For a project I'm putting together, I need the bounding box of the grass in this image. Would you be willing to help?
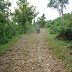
[0,34,25,53]
[46,28,72,71]
[0,28,36,53]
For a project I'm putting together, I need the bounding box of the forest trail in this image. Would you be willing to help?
[0,29,67,72]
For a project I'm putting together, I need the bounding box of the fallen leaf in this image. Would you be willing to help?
[29,59,34,62]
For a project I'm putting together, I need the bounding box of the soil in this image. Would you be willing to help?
[0,29,69,72]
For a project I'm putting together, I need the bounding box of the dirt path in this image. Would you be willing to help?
[0,29,67,72]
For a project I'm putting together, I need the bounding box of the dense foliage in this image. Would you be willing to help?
[37,14,46,28]
[0,0,38,45]
[45,13,72,40]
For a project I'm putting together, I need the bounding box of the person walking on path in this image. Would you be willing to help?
[37,24,40,34]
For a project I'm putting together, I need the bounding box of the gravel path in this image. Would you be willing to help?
[0,29,67,72]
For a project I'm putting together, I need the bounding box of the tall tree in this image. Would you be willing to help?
[12,0,38,34]
[0,0,12,44]
[47,0,69,27]
[62,0,64,26]
[37,14,46,27]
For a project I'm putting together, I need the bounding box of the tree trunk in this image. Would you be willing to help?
[24,26,26,34]
[62,0,64,27]
[59,11,61,17]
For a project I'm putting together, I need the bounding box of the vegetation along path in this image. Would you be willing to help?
[0,29,68,72]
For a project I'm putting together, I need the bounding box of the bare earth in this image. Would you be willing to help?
[0,29,68,72]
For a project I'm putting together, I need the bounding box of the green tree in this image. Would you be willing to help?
[12,0,38,34]
[47,0,69,27]
[37,14,46,27]
[0,0,38,44]
[0,0,12,44]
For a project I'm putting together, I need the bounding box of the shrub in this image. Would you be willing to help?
[48,13,72,40]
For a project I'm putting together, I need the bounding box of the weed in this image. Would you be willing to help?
[0,34,25,53]
[46,28,72,70]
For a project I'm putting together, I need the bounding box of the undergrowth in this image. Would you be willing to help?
[0,34,25,53]
[46,29,72,71]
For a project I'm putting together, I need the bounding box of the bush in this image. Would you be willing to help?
[48,13,72,40]
[59,27,72,40]
[44,23,51,28]
[0,36,9,44]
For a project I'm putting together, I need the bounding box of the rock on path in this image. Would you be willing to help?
[0,29,67,72]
